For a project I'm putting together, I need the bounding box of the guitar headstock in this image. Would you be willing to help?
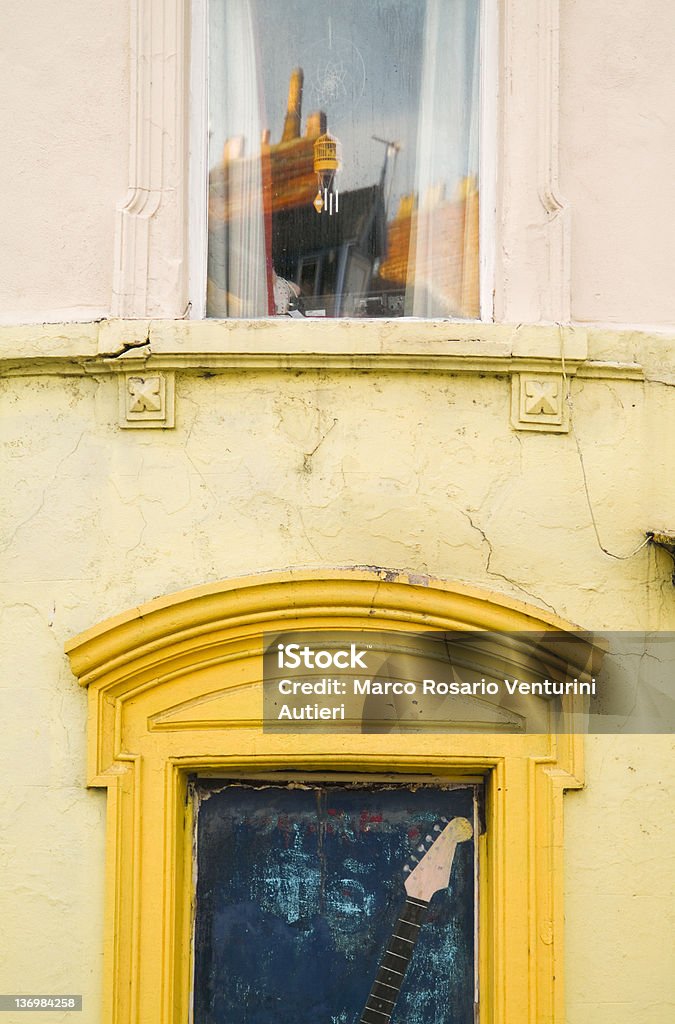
[403,816,473,902]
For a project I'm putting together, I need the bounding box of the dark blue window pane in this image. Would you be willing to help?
[193,783,476,1024]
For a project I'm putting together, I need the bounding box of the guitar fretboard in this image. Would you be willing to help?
[358,896,429,1024]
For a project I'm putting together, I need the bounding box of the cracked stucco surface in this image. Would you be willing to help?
[1,355,674,1021]
[2,367,672,631]
[1,0,674,1012]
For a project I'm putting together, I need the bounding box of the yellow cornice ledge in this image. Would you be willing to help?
[0,318,655,382]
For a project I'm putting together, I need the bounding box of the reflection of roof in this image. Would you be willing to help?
[210,65,479,318]
[211,68,329,220]
[273,186,386,262]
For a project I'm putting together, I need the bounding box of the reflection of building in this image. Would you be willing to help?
[209,69,478,317]
[273,186,386,316]
[211,68,391,315]
[379,180,479,319]
[209,67,388,316]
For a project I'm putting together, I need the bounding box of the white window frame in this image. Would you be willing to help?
[112,0,569,325]
[187,0,498,322]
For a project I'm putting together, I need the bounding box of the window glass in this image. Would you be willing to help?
[193,782,476,1024]
[207,0,480,318]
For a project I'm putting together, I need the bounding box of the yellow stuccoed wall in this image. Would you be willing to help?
[2,1,675,1019]
[1,320,674,1022]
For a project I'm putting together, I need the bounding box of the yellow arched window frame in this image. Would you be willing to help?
[65,569,585,1024]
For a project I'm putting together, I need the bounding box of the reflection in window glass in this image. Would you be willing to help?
[207,0,480,319]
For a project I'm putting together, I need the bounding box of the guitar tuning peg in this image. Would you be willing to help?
[409,855,418,863]
[425,834,433,842]
[441,817,448,823]
[403,864,411,873]
[417,844,425,852]
[433,824,442,832]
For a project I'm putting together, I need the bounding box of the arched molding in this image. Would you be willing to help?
[66,569,585,1024]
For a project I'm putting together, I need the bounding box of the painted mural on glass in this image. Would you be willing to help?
[193,783,476,1024]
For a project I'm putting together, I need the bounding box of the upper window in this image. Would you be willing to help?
[203,0,481,319]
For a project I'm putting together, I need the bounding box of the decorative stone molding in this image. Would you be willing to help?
[65,570,585,1024]
[1,321,649,437]
[536,0,571,322]
[511,372,569,432]
[497,0,571,322]
[0,321,648,441]
[119,371,175,428]
[111,0,188,317]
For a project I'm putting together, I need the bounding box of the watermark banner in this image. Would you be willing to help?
[262,630,675,733]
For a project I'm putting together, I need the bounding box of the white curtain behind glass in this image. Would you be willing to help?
[207,0,269,317]
[206,0,480,319]
[405,0,480,318]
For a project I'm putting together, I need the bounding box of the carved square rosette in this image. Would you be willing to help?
[511,372,569,433]
[119,371,175,429]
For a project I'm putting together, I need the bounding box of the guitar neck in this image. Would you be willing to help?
[358,896,429,1024]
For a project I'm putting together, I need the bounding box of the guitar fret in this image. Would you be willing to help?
[359,894,430,1024]
[360,1009,391,1024]
[386,936,416,958]
[373,981,399,994]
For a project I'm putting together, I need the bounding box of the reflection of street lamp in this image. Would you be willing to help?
[313,132,341,214]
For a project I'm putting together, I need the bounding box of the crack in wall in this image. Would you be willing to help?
[559,324,651,565]
[461,511,559,616]
[99,336,151,360]
[302,418,338,473]
[570,421,649,562]
[0,429,87,554]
